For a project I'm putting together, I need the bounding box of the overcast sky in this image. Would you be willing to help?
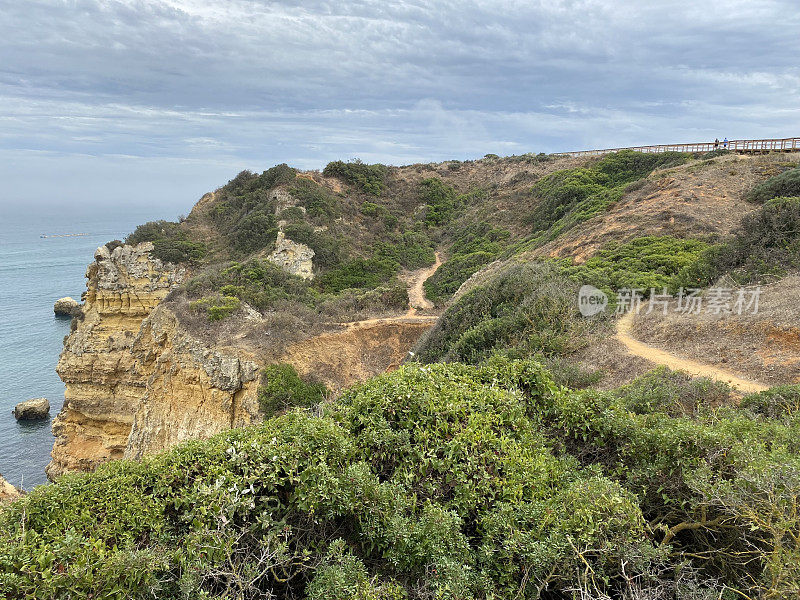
[1,0,798,212]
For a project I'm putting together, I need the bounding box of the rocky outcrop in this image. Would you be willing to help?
[14,397,50,420]
[124,304,262,459]
[48,243,187,479]
[268,231,315,280]
[54,297,81,317]
[0,474,22,504]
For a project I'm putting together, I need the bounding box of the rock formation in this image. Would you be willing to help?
[48,243,187,479]
[0,474,22,504]
[123,304,262,460]
[13,397,50,420]
[267,231,315,280]
[54,297,81,317]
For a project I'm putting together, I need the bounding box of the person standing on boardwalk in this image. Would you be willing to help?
[723,137,728,148]
[714,138,720,149]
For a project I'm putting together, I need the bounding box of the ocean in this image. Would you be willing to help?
[0,204,188,490]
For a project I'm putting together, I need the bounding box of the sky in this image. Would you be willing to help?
[1,0,798,213]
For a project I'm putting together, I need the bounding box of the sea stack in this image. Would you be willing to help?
[13,397,50,420]
[54,297,81,318]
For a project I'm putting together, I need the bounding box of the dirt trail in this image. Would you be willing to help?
[337,252,443,331]
[616,311,769,394]
[407,252,442,316]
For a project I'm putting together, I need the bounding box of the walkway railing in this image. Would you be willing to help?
[562,137,800,157]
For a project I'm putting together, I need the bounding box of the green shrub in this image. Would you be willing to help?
[189,294,241,321]
[278,206,307,222]
[564,235,710,295]
[676,196,800,286]
[373,231,435,270]
[258,364,327,417]
[318,257,399,293]
[415,262,606,363]
[747,165,800,203]
[2,359,798,598]
[420,177,457,226]
[229,210,278,255]
[741,385,800,421]
[187,259,316,312]
[283,223,347,269]
[289,179,341,221]
[615,366,732,416]
[323,160,388,196]
[422,251,494,304]
[126,220,207,264]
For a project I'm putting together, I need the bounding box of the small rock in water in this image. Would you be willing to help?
[54,297,81,317]
[14,397,50,420]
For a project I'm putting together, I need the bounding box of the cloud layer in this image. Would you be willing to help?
[1,0,798,209]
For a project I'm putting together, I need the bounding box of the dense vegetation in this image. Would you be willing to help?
[258,364,327,418]
[416,262,606,363]
[322,160,388,196]
[2,359,798,598]
[563,235,710,295]
[126,220,206,264]
[747,164,800,203]
[523,150,689,248]
[676,196,800,286]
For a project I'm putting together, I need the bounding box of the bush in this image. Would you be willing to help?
[318,257,399,293]
[323,160,388,196]
[676,196,800,286]
[564,235,710,295]
[741,385,800,421]
[126,220,206,264]
[419,178,457,226]
[615,366,732,416]
[747,165,800,203]
[189,294,241,321]
[229,210,278,255]
[422,251,494,304]
[3,359,797,598]
[289,179,341,221]
[373,231,435,270]
[415,262,606,363]
[187,259,316,312]
[283,223,347,269]
[258,364,327,417]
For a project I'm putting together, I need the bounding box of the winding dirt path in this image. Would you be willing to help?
[616,311,769,394]
[337,252,443,330]
[406,252,442,316]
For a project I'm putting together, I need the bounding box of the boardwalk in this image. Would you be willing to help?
[563,136,800,157]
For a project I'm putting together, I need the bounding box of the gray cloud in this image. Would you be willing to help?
[0,0,798,209]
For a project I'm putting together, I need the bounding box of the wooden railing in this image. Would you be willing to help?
[562,137,800,157]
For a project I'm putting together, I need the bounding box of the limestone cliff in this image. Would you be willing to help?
[48,243,187,479]
[124,304,262,459]
[51,242,432,480]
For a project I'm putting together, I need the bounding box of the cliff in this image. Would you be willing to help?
[50,242,433,479]
[48,243,187,479]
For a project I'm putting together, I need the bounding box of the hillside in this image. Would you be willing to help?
[4,148,800,599]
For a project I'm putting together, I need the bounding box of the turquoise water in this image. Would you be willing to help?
[0,205,186,490]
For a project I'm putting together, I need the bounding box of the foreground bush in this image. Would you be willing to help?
[747,165,800,203]
[1,359,798,598]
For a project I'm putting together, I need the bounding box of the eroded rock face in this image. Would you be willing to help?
[124,304,262,460]
[48,243,187,479]
[268,231,315,280]
[0,474,22,503]
[14,397,50,420]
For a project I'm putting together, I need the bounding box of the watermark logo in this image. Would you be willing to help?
[578,285,608,316]
[577,286,761,316]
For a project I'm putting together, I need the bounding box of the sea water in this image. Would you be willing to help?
[0,204,187,489]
